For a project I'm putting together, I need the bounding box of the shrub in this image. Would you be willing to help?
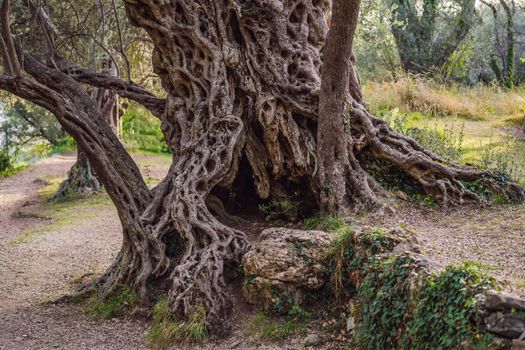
[352,257,496,350]
[354,254,416,349]
[0,149,13,175]
[122,104,169,154]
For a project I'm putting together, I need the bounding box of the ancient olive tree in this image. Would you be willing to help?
[0,0,523,337]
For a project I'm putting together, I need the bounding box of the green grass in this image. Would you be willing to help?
[10,176,112,244]
[245,313,305,343]
[376,108,525,183]
[84,287,139,320]
[364,77,525,183]
[0,162,29,177]
[147,297,208,349]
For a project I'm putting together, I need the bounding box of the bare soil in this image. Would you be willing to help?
[1,154,524,349]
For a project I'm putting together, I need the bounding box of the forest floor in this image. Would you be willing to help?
[0,152,524,349]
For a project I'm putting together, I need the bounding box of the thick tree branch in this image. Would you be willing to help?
[54,56,165,118]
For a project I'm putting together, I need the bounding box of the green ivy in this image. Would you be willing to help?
[402,263,495,349]
[354,254,416,349]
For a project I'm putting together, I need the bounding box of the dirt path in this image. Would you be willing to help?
[0,156,152,349]
[0,155,75,242]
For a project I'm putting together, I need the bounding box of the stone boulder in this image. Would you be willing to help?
[485,292,525,312]
[482,291,525,344]
[485,312,525,339]
[242,227,335,313]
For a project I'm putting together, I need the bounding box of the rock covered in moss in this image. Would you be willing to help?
[241,227,335,313]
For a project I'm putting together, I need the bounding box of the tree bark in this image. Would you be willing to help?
[53,58,121,200]
[318,0,380,214]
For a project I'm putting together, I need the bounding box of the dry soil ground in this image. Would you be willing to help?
[0,154,524,350]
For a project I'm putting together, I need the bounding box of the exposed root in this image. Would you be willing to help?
[168,212,248,335]
[351,103,525,206]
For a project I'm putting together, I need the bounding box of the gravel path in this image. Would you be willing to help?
[0,156,151,350]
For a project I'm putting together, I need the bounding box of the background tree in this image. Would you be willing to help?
[481,0,521,87]
[354,0,400,81]
[389,0,478,74]
[0,99,66,149]
[0,0,523,337]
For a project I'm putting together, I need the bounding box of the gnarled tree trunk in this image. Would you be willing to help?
[119,0,523,335]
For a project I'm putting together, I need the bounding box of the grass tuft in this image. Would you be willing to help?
[246,313,304,343]
[84,287,139,320]
[147,297,207,349]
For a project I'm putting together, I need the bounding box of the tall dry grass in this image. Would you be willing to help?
[363,76,525,119]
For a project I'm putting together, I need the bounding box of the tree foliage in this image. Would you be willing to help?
[389,0,478,74]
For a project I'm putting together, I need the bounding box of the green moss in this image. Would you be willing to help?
[147,297,207,349]
[84,287,139,320]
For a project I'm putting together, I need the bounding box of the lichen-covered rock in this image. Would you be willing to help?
[242,227,335,313]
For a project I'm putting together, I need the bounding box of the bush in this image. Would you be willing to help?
[402,263,495,349]
[354,254,415,349]
[0,149,13,175]
[52,136,76,154]
[0,149,27,177]
[352,256,496,350]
